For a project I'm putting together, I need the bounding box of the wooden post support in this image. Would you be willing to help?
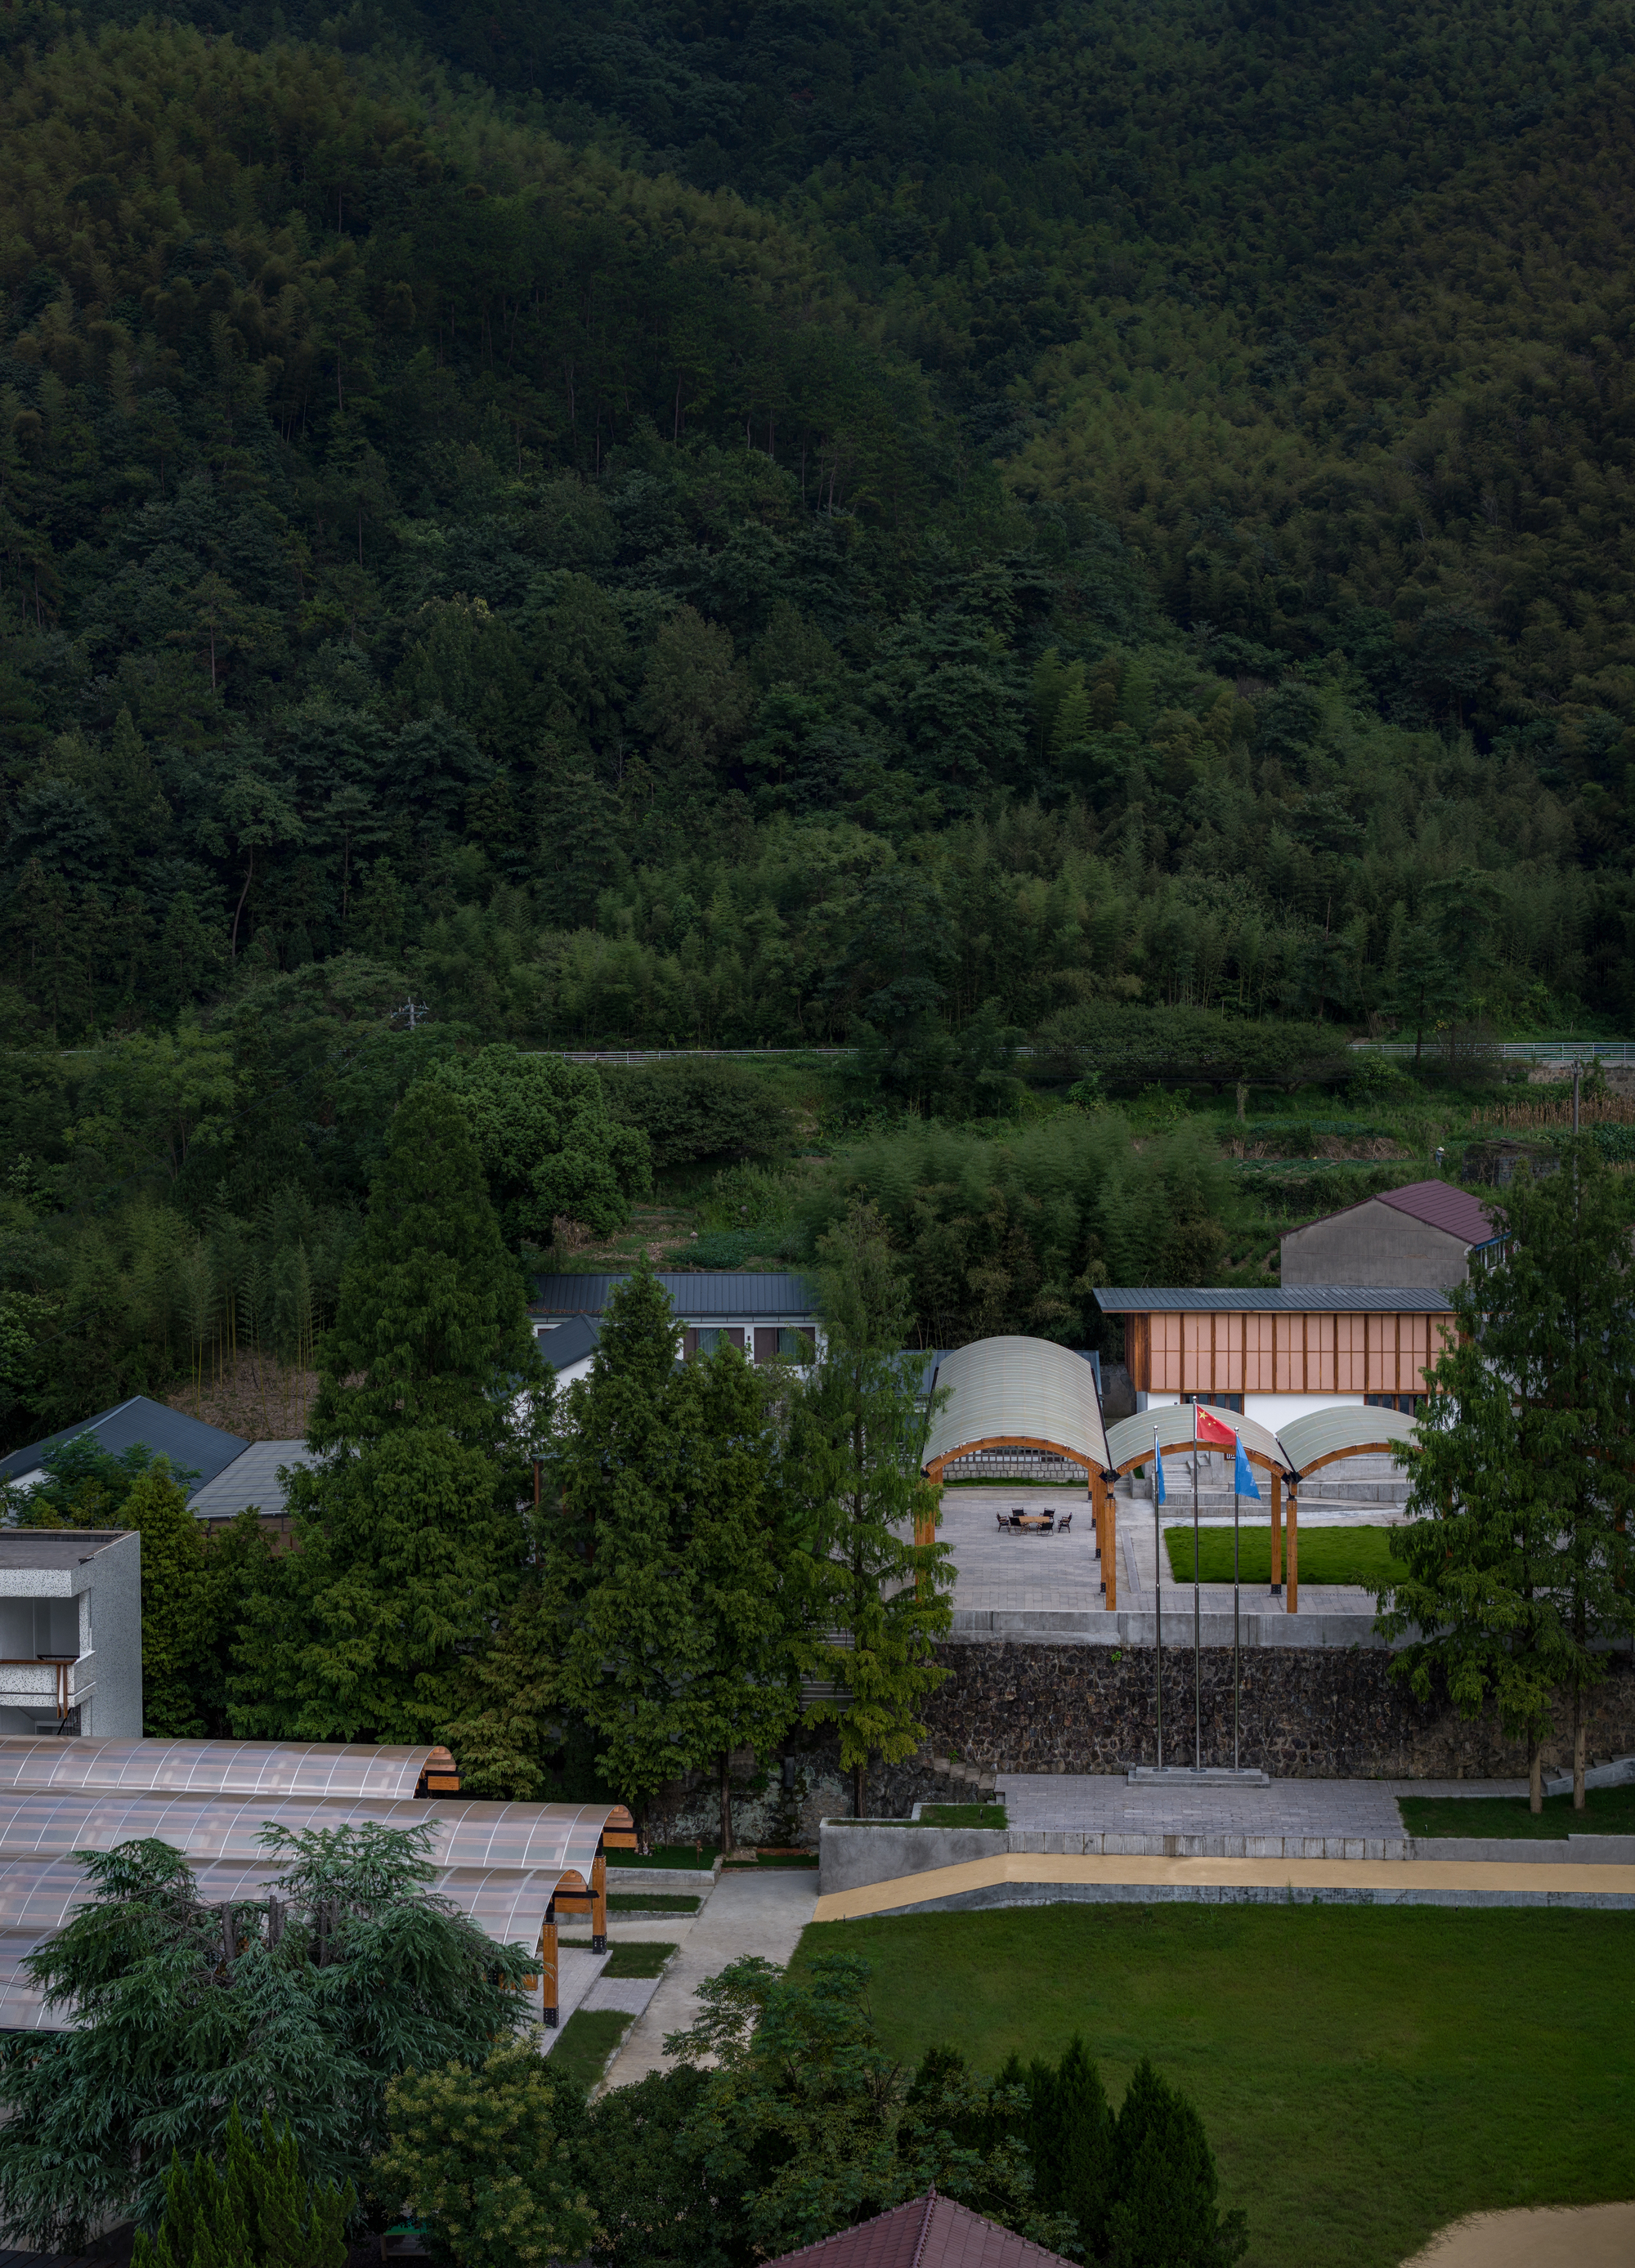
[1270,1467,1283,1592]
[591,1850,607,1953]
[1286,1486,1299,1615]
[1091,1470,1106,1592]
[1104,1478,1117,1611]
[540,1914,559,2028]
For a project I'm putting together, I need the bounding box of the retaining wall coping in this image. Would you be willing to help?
[1408,1834,1635,1863]
[948,1610,1409,1649]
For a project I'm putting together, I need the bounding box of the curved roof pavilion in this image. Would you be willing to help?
[1278,1402,1418,1476]
[921,1337,1110,1481]
[1104,1402,1283,1474]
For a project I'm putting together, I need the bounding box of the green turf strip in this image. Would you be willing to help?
[558,1939,679,1975]
[795,1904,1635,2268]
[607,1892,701,1912]
[1162,1522,1398,1586]
[606,1845,718,1869]
[549,2008,632,2089]
[910,1805,1007,1829]
[1400,1784,1635,1838]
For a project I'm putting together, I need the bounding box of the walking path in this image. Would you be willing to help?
[1403,2201,1635,2267]
[1001,1770,1405,1841]
[596,1867,818,2091]
[811,1850,1635,1923]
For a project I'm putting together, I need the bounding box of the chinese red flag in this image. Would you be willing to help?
[1193,1403,1238,1449]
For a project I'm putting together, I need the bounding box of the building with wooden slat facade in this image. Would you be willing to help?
[1095,1286,1454,1430]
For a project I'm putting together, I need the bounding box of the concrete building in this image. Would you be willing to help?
[1094,1286,1455,1430]
[531,1271,820,1382]
[1279,1179,1499,1289]
[0,1531,141,1738]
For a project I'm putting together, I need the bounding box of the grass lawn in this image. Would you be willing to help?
[1163,1522,1397,1586]
[797,1903,1635,2268]
[607,1892,701,1912]
[559,1940,676,1975]
[912,1805,1007,1829]
[1400,1784,1635,1838]
[550,2008,631,2089]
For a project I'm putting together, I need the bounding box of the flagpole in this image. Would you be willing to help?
[1233,1463,1241,1774]
[1153,1423,1162,1768]
[1193,1417,1201,1772]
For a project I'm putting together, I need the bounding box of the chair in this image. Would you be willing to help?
[1010,1509,1025,1528]
[995,1511,1012,1532]
[1057,1510,1073,1534]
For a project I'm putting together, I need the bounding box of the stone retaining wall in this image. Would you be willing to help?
[920,1642,1635,1779]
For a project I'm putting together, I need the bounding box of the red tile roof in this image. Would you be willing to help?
[765,2195,1076,2268]
[1373,1179,1496,1246]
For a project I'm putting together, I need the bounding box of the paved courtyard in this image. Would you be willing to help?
[938,1476,1397,1620]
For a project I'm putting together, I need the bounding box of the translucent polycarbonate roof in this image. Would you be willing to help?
[0,1792,618,1876]
[0,1937,56,2032]
[0,1740,437,1801]
[922,1337,1109,1474]
[1278,1403,1419,1475]
[1104,1403,1284,1473]
[0,1854,579,1948]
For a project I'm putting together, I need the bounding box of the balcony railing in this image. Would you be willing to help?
[0,1656,82,1723]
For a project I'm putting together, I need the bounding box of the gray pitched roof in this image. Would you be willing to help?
[188,1442,318,1521]
[532,1271,818,1321]
[535,1314,602,1371]
[0,1398,249,1488]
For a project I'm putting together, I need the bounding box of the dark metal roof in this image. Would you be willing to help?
[535,1314,602,1371]
[0,1397,248,1487]
[1093,1287,1455,1313]
[532,1271,818,1320]
[1374,1179,1498,1245]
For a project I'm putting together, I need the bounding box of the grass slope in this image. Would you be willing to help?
[1163,1524,1397,1587]
[797,1905,1635,2268]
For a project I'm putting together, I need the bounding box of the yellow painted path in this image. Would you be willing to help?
[812,1850,1635,1923]
[1402,2200,1635,2266]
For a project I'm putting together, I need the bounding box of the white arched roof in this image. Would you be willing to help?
[921,1336,1109,1475]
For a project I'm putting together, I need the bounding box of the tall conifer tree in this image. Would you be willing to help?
[231,1082,543,1742]
[1375,1145,1635,1808]
[792,1205,952,1817]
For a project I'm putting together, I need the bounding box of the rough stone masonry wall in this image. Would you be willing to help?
[921,1642,1635,1779]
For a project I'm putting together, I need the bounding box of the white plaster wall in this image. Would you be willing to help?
[1139,1389,1365,1431]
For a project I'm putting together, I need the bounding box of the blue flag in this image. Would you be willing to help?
[1154,1432,1166,1503]
[1234,1436,1261,1501]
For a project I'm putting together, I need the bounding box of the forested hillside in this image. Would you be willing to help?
[0,0,1632,1053]
[2,0,1633,1443]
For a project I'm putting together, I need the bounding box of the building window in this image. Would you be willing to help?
[1183,1391,1243,1415]
[1365,1392,1427,1416]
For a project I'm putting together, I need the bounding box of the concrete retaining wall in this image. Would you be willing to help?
[819,1823,1007,1894]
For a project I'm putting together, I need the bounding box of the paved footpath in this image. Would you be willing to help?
[598,1866,818,2091]
[1001,1770,1407,1841]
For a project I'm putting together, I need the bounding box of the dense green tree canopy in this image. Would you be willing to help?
[433,1044,652,1241]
